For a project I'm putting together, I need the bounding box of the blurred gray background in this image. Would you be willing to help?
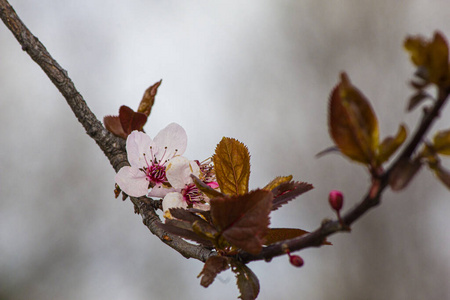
[2,1,450,299]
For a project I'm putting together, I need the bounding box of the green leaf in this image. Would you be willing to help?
[137,80,162,117]
[377,124,408,164]
[329,72,379,166]
[433,129,450,155]
[213,137,251,195]
[198,256,230,288]
[210,189,272,255]
[229,259,260,300]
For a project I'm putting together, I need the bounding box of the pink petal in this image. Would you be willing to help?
[115,166,149,197]
[153,123,187,162]
[162,192,187,213]
[148,183,175,198]
[166,156,200,190]
[126,131,155,168]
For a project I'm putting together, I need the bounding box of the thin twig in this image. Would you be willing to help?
[0,0,213,262]
[2,0,448,267]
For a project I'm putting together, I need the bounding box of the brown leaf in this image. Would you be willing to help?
[137,80,162,116]
[264,228,308,245]
[157,220,214,247]
[104,115,127,139]
[264,228,332,246]
[407,91,430,111]
[271,181,313,211]
[329,72,379,166]
[377,124,408,165]
[210,190,272,255]
[229,259,260,300]
[389,158,423,191]
[190,174,224,199]
[213,137,251,196]
[198,256,230,288]
[119,105,147,135]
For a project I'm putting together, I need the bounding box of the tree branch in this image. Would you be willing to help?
[2,0,448,269]
[0,0,213,262]
[238,86,449,264]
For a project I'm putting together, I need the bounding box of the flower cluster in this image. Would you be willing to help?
[115,123,217,215]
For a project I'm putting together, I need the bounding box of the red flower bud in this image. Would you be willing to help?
[289,254,304,267]
[328,190,343,211]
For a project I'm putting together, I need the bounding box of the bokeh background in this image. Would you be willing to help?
[2,1,450,299]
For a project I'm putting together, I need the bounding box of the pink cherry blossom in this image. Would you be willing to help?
[162,157,216,215]
[115,123,187,197]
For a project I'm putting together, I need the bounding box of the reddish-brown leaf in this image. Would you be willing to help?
[229,259,260,300]
[329,73,379,166]
[104,115,127,139]
[210,190,272,255]
[198,256,230,288]
[271,181,313,211]
[119,105,147,135]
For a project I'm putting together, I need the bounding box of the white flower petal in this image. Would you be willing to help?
[148,183,175,198]
[126,131,155,168]
[153,123,187,162]
[162,192,187,213]
[115,166,149,197]
[166,156,200,190]
[193,202,210,211]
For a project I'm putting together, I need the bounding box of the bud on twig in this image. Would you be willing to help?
[328,190,343,211]
[328,190,349,230]
[282,244,304,268]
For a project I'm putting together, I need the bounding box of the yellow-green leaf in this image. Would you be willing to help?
[404,31,450,85]
[377,124,408,165]
[213,137,251,195]
[428,32,449,84]
[137,80,162,117]
[262,175,293,191]
[329,72,379,165]
[433,129,450,155]
[404,35,428,67]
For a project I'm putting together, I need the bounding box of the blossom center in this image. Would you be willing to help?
[142,152,167,185]
[181,184,204,206]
